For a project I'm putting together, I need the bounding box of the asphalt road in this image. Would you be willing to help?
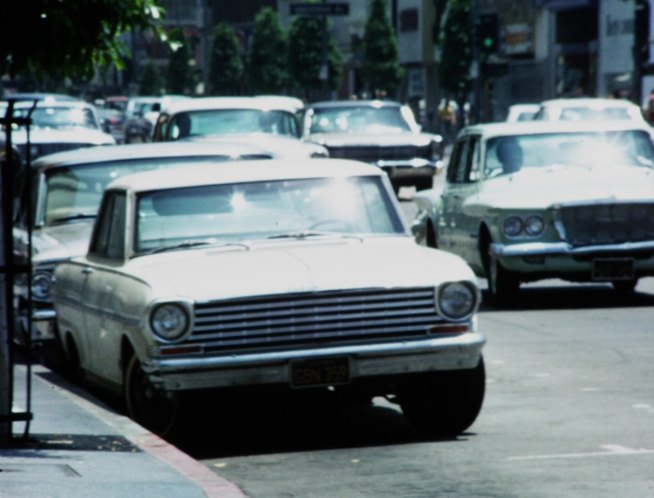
[169,196,654,498]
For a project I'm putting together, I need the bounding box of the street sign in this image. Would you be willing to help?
[290,3,349,16]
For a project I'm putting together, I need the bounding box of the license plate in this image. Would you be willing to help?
[592,258,635,281]
[291,357,350,388]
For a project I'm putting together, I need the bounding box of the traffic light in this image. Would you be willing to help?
[476,13,499,55]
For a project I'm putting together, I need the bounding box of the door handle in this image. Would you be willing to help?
[82,267,95,275]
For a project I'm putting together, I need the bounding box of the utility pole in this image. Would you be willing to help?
[471,0,481,124]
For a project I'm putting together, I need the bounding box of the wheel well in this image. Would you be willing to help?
[120,338,135,374]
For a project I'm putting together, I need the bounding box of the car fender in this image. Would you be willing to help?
[412,188,442,246]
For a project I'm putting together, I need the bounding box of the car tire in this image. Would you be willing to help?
[124,355,179,436]
[426,221,439,249]
[612,279,638,293]
[63,334,84,383]
[487,251,520,304]
[398,356,485,437]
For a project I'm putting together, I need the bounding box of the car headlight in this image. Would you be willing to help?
[503,216,524,237]
[32,270,53,302]
[524,216,545,236]
[437,282,478,320]
[150,303,190,342]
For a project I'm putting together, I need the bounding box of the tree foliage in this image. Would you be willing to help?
[0,0,164,80]
[362,0,404,98]
[208,22,244,95]
[437,0,473,101]
[288,16,343,99]
[247,7,288,94]
[166,32,192,95]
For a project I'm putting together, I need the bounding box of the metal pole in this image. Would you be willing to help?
[471,0,481,123]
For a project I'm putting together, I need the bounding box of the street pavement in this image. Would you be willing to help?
[1,357,247,498]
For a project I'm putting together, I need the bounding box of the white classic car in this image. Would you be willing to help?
[13,141,307,349]
[412,120,654,303]
[51,159,485,436]
[300,100,444,193]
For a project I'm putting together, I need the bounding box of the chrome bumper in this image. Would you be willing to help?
[145,332,486,391]
[490,239,654,258]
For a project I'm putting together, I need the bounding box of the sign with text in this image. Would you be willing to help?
[290,3,349,16]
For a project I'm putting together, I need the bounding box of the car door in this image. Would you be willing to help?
[439,135,481,259]
[79,191,127,384]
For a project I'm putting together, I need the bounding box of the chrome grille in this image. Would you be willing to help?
[190,287,443,354]
[560,203,654,246]
[327,145,419,162]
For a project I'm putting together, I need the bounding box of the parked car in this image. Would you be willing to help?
[152,96,302,141]
[300,100,444,193]
[1,96,115,162]
[51,158,485,437]
[412,120,654,303]
[151,96,328,158]
[533,97,649,125]
[12,141,301,351]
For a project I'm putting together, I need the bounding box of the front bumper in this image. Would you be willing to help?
[490,239,654,278]
[144,332,486,391]
[377,159,441,181]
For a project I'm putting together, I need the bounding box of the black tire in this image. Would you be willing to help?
[63,334,84,383]
[486,251,520,304]
[612,279,638,293]
[426,222,438,249]
[415,177,433,191]
[124,355,179,436]
[399,357,486,437]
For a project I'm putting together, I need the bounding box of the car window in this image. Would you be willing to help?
[447,137,478,183]
[38,157,236,227]
[309,106,412,134]
[484,130,654,176]
[89,191,126,259]
[166,109,299,139]
[134,176,404,254]
[12,105,98,130]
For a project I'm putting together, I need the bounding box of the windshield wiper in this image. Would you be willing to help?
[142,239,250,256]
[267,231,363,241]
[50,213,97,224]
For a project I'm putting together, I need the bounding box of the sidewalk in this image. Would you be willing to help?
[1,359,247,498]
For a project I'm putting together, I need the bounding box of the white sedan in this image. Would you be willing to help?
[52,159,485,437]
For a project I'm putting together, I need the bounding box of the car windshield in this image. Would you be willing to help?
[134,176,404,254]
[39,157,238,226]
[555,106,634,121]
[12,105,99,130]
[484,130,654,177]
[310,106,413,134]
[166,109,299,139]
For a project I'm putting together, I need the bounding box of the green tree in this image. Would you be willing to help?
[208,22,244,95]
[437,0,472,104]
[247,7,288,94]
[362,0,405,98]
[0,0,164,80]
[166,31,192,95]
[139,63,163,95]
[288,16,343,100]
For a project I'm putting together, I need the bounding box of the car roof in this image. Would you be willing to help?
[459,119,653,139]
[107,159,384,193]
[31,141,277,170]
[306,99,402,109]
[160,96,300,114]
[0,93,82,103]
[538,97,640,110]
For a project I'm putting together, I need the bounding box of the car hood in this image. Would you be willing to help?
[10,127,116,145]
[127,237,476,301]
[475,163,654,209]
[309,132,433,148]
[27,222,95,262]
